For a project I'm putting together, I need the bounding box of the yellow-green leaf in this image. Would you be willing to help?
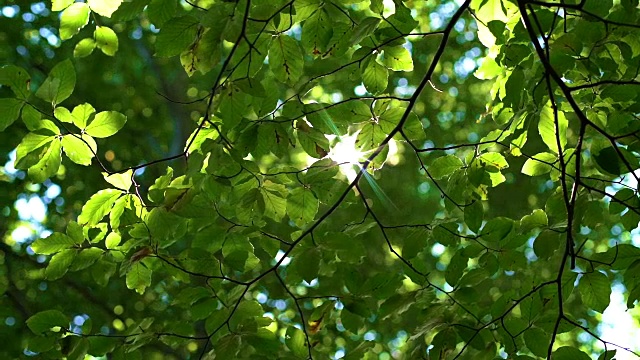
[126,262,152,294]
[31,233,76,255]
[35,59,76,105]
[61,134,97,166]
[0,65,31,99]
[94,26,118,56]
[28,139,62,183]
[74,38,96,58]
[78,189,122,226]
[88,0,123,17]
[362,59,388,94]
[103,170,133,191]
[0,98,23,131]
[85,111,127,137]
[59,3,90,40]
[521,152,556,176]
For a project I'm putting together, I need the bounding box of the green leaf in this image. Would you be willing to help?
[382,45,413,71]
[0,98,23,131]
[45,249,77,280]
[103,170,133,191]
[126,262,152,294]
[370,0,383,13]
[285,326,307,358]
[291,248,321,283]
[70,248,103,271]
[580,271,611,313]
[480,217,514,243]
[523,327,548,358]
[112,0,151,21]
[520,209,548,233]
[61,134,97,166]
[78,189,122,226]
[155,16,199,57]
[213,335,241,359]
[66,221,84,244]
[445,250,469,286]
[350,17,381,46]
[260,182,287,222]
[429,155,463,179]
[15,130,56,169]
[85,111,127,137]
[54,106,73,123]
[538,102,567,154]
[21,105,42,130]
[74,38,97,58]
[464,200,483,233]
[478,152,508,169]
[71,103,95,128]
[610,188,635,214]
[35,59,76,105]
[301,9,333,55]
[552,346,591,360]
[94,26,119,56]
[26,310,68,334]
[105,232,122,249]
[521,152,556,176]
[28,139,62,183]
[31,233,76,255]
[0,65,30,99]
[286,187,319,227]
[598,350,617,360]
[88,0,123,17]
[361,59,388,95]
[270,35,304,84]
[474,56,502,79]
[147,0,176,27]
[59,3,90,40]
[593,146,639,176]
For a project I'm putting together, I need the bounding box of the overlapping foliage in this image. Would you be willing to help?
[2,0,640,358]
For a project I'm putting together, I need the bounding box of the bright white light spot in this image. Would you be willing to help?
[1,6,18,18]
[303,278,318,287]
[599,284,640,359]
[382,0,395,16]
[45,184,61,199]
[11,226,33,243]
[21,196,46,222]
[275,249,291,266]
[256,293,268,304]
[327,134,365,182]
[431,243,445,256]
[333,349,345,359]
[354,84,367,96]
[73,315,86,326]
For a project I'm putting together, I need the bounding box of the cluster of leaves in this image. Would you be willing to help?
[2,0,640,359]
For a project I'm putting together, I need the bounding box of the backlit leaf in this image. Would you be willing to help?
[59,3,90,40]
[85,111,127,138]
[78,189,122,226]
[88,0,123,17]
[35,59,76,105]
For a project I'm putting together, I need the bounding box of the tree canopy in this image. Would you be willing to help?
[2,0,640,359]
